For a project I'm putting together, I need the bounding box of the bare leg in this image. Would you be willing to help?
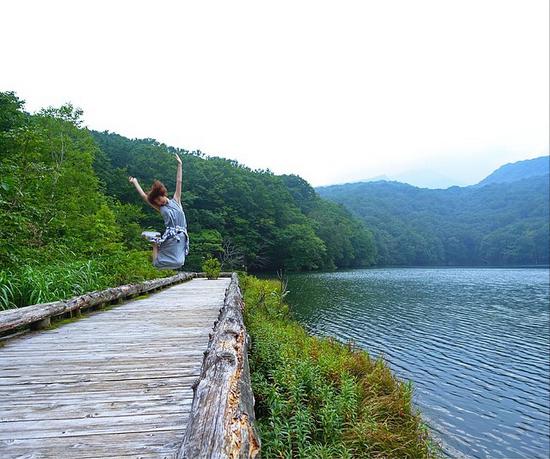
[152,242,159,263]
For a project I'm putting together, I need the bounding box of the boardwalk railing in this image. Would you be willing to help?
[179,273,261,459]
[0,271,197,340]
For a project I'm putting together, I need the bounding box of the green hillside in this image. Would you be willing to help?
[91,131,376,272]
[317,170,549,266]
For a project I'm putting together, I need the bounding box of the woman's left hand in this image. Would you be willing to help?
[174,153,182,164]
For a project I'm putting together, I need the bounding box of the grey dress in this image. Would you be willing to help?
[153,198,189,270]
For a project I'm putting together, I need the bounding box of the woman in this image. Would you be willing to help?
[128,153,189,269]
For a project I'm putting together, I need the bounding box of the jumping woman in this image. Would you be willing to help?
[128,152,189,270]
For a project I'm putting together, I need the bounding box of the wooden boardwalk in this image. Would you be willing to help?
[0,277,231,459]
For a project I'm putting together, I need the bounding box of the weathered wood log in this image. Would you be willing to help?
[195,271,234,278]
[0,272,196,335]
[178,273,261,459]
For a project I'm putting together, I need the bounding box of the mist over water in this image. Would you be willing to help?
[285,268,550,459]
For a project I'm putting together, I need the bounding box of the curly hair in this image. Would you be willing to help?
[147,180,168,206]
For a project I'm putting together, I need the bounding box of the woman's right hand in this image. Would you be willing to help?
[128,176,137,184]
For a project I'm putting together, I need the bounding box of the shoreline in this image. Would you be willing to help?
[241,274,439,458]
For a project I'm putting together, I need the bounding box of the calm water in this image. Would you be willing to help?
[285,268,550,459]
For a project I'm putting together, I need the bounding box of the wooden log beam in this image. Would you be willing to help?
[0,272,196,336]
[178,273,261,459]
[195,272,234,278]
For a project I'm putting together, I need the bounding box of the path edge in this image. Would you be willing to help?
[178,272,261,459]
[0,271,198,340]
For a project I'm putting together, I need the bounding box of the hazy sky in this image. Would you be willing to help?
[1,0,548,187]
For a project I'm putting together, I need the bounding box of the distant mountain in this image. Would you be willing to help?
[364,174,392,182]
[392,169,464,189]
[316,159,549,266]
[363,170,463,189]
[476,155,549,187]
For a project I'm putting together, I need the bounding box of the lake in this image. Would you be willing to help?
[285,268,549,458]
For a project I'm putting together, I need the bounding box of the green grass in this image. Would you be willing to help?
[0,250,176,310]
[44,315,83,330]
[241,275,439,459]
[134,293,151,300]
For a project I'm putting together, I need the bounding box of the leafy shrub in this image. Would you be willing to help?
[202,257,221,279]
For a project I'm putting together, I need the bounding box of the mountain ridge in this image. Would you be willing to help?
[318,155,549,191]
[475,155,549,187]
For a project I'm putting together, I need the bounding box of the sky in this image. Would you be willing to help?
[1,0,548,188]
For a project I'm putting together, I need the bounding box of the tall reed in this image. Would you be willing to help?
[0,251,174,310]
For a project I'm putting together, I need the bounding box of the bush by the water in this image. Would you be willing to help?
[241,275,438,458]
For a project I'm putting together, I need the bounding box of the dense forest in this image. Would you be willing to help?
[91,131,375,272]
[317,161,549,266]
[0,91,375,308]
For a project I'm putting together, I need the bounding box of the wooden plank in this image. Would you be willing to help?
[0,431,183,458]
[0,399,192,422]
[4,390,192,406]
[0,277,231,458]
[0,372,203,387]
[0,364,200,379]
[0,413,187,440]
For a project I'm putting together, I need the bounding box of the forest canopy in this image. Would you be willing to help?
[317,172,549,266]
[90,130,376,272]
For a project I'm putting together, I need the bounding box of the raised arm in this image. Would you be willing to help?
[128,176,160,212]
[173,153,182,204]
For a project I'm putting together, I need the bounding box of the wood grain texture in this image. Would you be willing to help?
[178,273,261,459]
[0,272,197,335]
[0,277,231,458]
